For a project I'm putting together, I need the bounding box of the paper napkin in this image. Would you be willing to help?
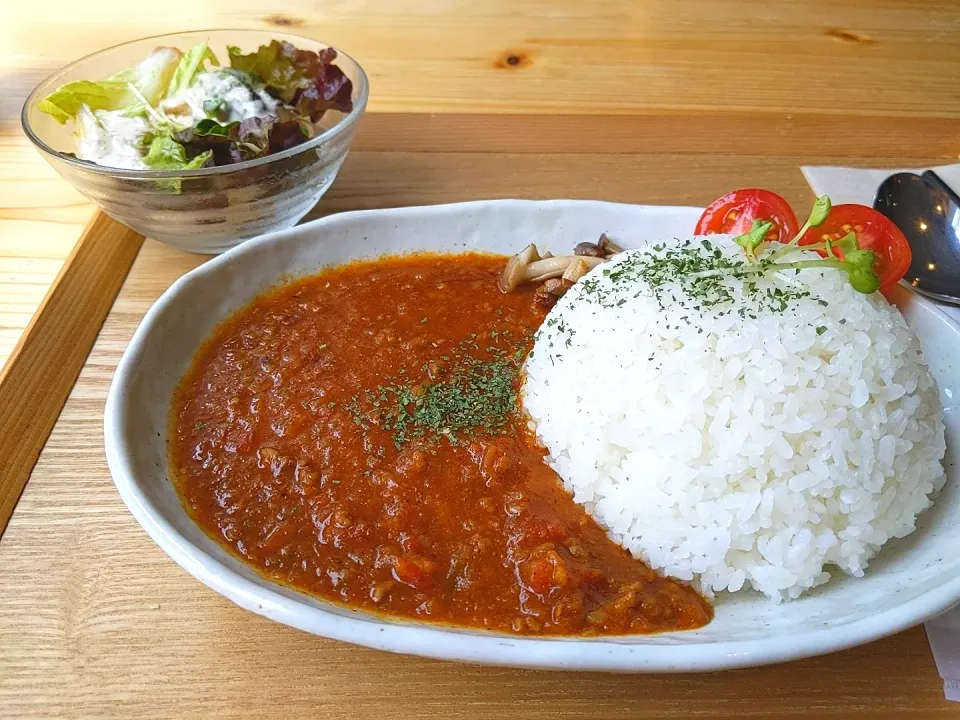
[802,163,960,701]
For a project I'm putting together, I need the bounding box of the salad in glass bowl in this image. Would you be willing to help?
[23,30,367,253]
[40,39,354,171]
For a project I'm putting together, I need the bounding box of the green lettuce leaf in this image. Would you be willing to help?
[194,118,238,137]
[40,47,182,124]
[38,81,136,124]
[182,152,212,170]
[141,135,210,192]
[142,135,210,170]
[167,43,220,97]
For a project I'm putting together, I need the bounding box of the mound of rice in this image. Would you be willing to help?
[523,238,946,601]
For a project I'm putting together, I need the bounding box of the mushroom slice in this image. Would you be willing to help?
[562,258,591,283]
[543,277,573,295]
[525,256,605,283]
[598,233,623,256]
[574,241,607,258]
[574,233,623,259]
[499,243,542,292]
[533,278,574,308]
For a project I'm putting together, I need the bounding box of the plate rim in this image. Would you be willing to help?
[104,198,960,672]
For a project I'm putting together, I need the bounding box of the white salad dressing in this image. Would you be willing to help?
[75,107,151,170]
[75,71,281,169]
[160,71,280,124]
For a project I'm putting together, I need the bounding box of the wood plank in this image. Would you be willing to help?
[1,150,958,718]
[4,0,960,120]
[312,150,940,217]
[353,112,960,158]
[0,212,142,537]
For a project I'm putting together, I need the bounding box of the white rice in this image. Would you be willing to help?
[523,237,947,601]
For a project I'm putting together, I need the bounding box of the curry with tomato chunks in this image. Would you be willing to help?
[170,253,711,635]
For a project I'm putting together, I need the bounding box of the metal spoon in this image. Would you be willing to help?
[874,170,960,305]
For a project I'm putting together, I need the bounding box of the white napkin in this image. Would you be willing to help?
[802,163,960,701]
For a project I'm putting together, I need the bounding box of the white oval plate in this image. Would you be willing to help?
[105,200,960,672]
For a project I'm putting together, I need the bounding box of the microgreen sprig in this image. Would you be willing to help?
[721,195,880,295]
[734,219,773,262]
[687,235,879,295]
[764,195,831,263]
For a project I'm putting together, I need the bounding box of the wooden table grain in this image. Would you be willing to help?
[3,0,960,716]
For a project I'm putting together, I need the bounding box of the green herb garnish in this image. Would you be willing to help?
[348,337,529,448]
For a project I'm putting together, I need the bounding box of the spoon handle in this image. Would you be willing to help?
[921,170,960,208]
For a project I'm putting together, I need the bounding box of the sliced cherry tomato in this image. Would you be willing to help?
[695,189,800,243]
[799,204,912,294]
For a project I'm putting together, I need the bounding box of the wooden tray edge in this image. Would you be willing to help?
[0,211,143,537]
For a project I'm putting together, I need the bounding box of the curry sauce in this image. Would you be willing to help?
[170,253,711,635]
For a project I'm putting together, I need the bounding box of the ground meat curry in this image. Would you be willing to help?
[170,253,711,635]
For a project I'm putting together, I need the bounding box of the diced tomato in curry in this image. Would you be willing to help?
[170,253,711,636]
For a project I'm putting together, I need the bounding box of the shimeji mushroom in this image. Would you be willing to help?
[499,235,624,298]
[574,233,623,259]
[499,243,542,292]
[562,258,592,283]
[533,278,574,307]
[499,253,607,290]
[525,256,606,283]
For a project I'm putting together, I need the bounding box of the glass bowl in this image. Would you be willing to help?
[22,29,369,254]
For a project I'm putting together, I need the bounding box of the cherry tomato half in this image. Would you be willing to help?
[799,204,912,294]
[695,189,800,243]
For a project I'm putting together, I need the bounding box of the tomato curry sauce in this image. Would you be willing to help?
[170,253,711,635]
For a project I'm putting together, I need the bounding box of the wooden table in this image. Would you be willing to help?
[3,2,960,717]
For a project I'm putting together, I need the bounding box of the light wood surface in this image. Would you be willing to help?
[0,130,94,368]
[0,212,142,537]
[4,0,960,118]
[2,147,960,718]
